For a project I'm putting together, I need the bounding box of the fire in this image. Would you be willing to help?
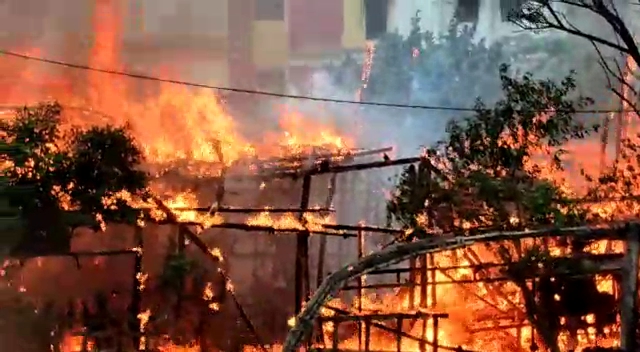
[273,110,350,155]
[164,192,224,228]
[59,331,95,352]
[7,1,640,351]
[246,211,334,232]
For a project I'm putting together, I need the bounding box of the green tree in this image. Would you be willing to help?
[384,55,640,350]
[0,102,149,255]
[0,102,151,351]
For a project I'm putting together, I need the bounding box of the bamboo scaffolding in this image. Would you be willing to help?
[366,252,625,275]
[357,225,365,350]
[283,223,637,352]
[295,174,313,317]
[152,146,396,182]
[316,174,338,288]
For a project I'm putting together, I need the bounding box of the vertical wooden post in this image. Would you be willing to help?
[409,257,416,309]
[620,224,639,352]
[331,319,340,351]
[316,174,337,288]
[396,317,404,352]
[420,255,428,307]
[420,256,428,352]
[174,227,186,322]
[357,225,365,350]
[429,254,437,308]
[433,316,440,352]
[81,328,88,352]
[294,174,312,315]
[129,225,144,351]
[364,317,372,352]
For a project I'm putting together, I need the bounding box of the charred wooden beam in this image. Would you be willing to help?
[316,173,338,289]
[152,147,394,182]
[619,224,639,351]
[129,226,143,351]
[303,157,421,177]
[342,282,418,290]
[254,146,391,167]
[206,222,357,238]
[321,223,404,235]
[295,174,313,316]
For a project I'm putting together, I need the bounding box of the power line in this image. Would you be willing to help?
[0,48,633,114]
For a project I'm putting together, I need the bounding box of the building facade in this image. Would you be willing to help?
[6,0,636,101]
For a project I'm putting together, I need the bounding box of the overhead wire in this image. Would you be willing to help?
[0,48,635,114]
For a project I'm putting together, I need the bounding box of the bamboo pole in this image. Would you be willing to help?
[357,224,365,350]
[283,223,629,352]
[294,174,313,316]
[167,206,334,213]
[433,317,440,352]
[396,317,404,352]
[420,254,428,352]
[429,254,437,308]
[364,317,372,352]
[620,224,639,351]
[129,225,144,351]
[316,173,338,288]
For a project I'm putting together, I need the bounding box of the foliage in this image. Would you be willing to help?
[0,102,149,255]
[328,15,508,111]
[388,64,597,234]
[385,64,627,351]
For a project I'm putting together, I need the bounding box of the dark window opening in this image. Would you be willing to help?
[455,0,480,23]
[500,0,526,22]
[255,0,285,21]
[365,0,389,40]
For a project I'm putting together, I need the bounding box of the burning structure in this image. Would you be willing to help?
[3,2,640,352]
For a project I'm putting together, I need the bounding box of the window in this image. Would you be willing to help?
[255,0,284,21]
[500,0,526,22]
[454,0,480,24]
[365,0,389,40]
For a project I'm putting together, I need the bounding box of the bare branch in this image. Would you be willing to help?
[511,1,634,58]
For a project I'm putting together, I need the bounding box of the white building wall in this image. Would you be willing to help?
[386,0,570,43]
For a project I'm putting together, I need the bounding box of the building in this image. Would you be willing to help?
[6,0,635,102]
[385,0,530,43]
